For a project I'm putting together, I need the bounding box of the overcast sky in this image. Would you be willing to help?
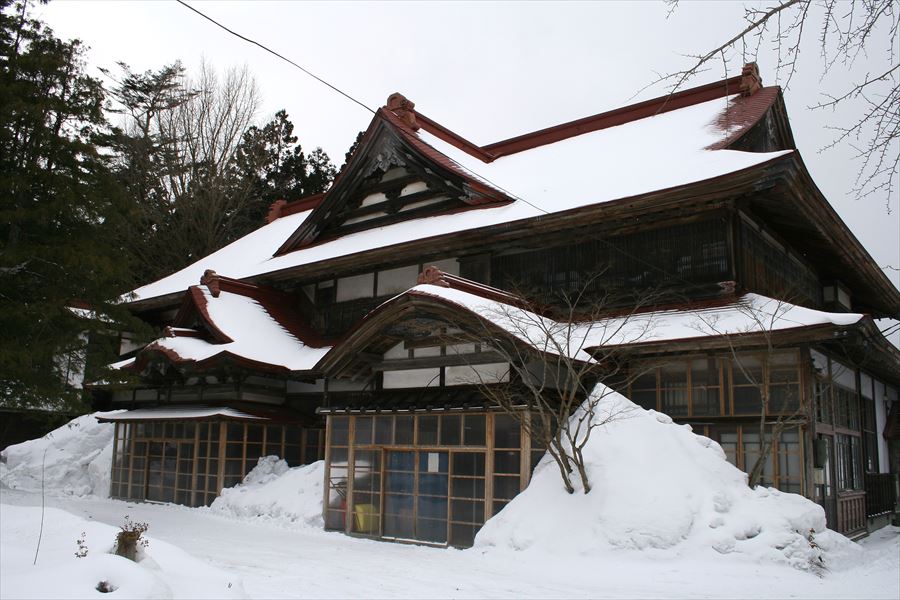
[37,1,899,334]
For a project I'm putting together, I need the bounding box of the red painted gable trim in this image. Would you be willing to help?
[409,74,749,163]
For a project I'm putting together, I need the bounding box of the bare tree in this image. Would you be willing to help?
[105,60,262,281]
[689,294,806,488]
[442,275,657,494]
[661,0,898,208]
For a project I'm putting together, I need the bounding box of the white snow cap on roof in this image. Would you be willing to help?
[98,406,265,421]
[129,95,789,304]
[136,285,329,371]
[408,285,863,358]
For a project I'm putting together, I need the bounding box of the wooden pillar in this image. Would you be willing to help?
[110,422,119,497]
[520,410,532,490]
[190,424,200,507]
[216,421,227,494]
[345,416,356,534]
[322,415,332,527]
[484,412,495,523]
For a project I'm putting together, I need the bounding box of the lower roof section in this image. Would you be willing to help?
[96,404,309,424]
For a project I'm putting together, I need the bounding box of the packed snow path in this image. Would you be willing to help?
[2,489,897,599]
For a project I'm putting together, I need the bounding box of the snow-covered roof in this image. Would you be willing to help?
[129,209,311,304]
[411,95,788,218]
[398,285,864,358]
[127,282,329,372]
[128,85,788,305]
[96,406,265,422]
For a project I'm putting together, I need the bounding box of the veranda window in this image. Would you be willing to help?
[323,411,539,548]
[110,418,323,507]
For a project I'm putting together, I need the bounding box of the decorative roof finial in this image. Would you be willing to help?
[417,265,450,287]
[740,62,762,96]
[386,92,419,130]
[200,269,221,297]
[266,199,287,224]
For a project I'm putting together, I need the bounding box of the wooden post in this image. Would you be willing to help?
[217,421,227,494]
[110,422,119,497]
[322,415,332,528]
[520,410,532,490]
[345,416,356,534]
[484,412,495,523]
[190,424,200,507]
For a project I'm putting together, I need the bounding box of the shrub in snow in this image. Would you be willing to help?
[0,411,120,497]
[1,505,247,599]
[114,516,150,562]
[475,385,861,573]
[210,456,324,528]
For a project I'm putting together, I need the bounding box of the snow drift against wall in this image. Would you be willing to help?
[210,457,325,529]
[475,385,861,573]
[0,412,118,497]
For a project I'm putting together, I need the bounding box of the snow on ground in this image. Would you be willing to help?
[476,387,860,574]
[0,398,898,598]
[2,490,896,599]
[0,412,118,497]
[0,504,246,599]
[210,457,324,528]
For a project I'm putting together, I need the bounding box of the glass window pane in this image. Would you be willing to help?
[418,416,438,445]
[395,416,414,445]
[494,450,520,474]
[494,414,521,448]
[355,416,373,445]
[440,415,461,446]
[418,451,449,474]
[452,452,485,477]
[374,417,393,445]
[330,416,349,446]
[463,415,486,446]
[493,475,520,500]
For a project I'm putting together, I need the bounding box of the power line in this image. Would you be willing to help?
[174,0,699,288]
[175,0,375,115]
[444,156,701,288]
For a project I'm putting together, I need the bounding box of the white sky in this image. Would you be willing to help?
[37,1,899,334]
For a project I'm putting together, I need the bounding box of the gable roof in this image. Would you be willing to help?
[121,273,329,374]
[128,69,788,308]
[317,266,875,379]
[275,109,514,253]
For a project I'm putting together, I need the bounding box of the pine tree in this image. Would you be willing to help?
[232,109,337,227]
[0,0,139,410]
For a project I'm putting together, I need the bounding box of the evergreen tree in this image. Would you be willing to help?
[0,0,139,410]
[232,109,336,227]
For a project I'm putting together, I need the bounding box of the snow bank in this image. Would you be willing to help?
[0,504,246,599]
[475,386,861,573]
[0,412,120,497]
[210,456,324,528]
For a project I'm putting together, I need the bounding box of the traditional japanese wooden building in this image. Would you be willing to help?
[98,63,900,545]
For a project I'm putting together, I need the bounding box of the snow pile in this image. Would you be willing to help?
[476,386,860,573]
[0,411,120,497]
[0,504,246,599]
[210,456,324,528]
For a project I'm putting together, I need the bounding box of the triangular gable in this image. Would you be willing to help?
[317,267,584,382]
[126,270,329,375]
[172,282,233,344]
[275,100,513,255]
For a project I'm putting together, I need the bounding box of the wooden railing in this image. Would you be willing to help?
[865,473,898,518]
[836,491,867,535]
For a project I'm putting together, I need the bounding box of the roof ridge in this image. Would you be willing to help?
[404,64,765,161]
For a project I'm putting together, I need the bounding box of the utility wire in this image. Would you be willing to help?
[446,156,701,288]
[173,0,828,302]
[174,0,696,287]
[175,0,375,114]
